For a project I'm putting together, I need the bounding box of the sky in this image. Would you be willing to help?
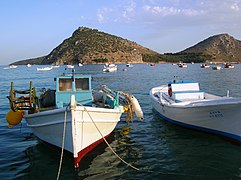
[1,0,241,65]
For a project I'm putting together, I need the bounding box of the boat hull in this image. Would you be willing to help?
[150,88,241,143]
[24,106,122,167]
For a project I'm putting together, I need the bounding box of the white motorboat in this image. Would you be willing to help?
[224,63,234,69]
[150,79,241,144]
[212,65,221,70]
[178,63,187,68]
[67,65,74,69]
[37,67,53,71]
[200,63,210,68]
[9,65,17,68]
[6,70,143,168]
[103,64,117,72]
[126,64,133,67]
[51,65,60,68]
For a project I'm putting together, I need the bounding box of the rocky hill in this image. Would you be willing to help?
[41,27,160,65]
[181,33,241,62]
[12,29,241,65]
[11,56,46,65]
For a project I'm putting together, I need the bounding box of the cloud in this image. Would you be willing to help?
[143,5,203,16]
[95,0,241,41]
[96,0,137,23]
[121,0,136,22]
[97,7,113,23]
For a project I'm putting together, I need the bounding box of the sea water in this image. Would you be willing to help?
[0,64,240,180]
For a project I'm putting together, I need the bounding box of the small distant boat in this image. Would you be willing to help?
[6,70,143,168]
[51,65,60,68]
[178,63,187,68]
[9,65,17,69]
[67,65,74,69]
[200,63,210,68]
[37,67,53,71]
[150,78,241,143]
[150,63,156,66]
[27,64,32,67]
[126,64,133,67]
[103,64,117,72]
[224,63,234,69]
[212,65,221,70]
[78,63,83,67]
[4,65,17,69]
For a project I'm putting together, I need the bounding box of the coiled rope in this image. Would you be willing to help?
[83,107,140,171]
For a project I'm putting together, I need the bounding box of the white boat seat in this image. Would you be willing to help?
[171,82,200,92]
[168,81,204,101]
[172,91,204,101]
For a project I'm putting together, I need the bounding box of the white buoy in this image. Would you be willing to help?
[130,96,144,120]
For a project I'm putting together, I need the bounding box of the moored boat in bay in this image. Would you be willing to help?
[103,64,117,72]
[6,69,143,168]
[150,78,241,144]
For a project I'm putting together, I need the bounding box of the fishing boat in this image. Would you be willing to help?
[149,78,241,144]
[178,63,187,68]
[126,64,133,68]
[6,70,143,168]
[51,65,60,68]
[67,65,74,69]
[103,64,117,72]
[224,63,234,69]
[200,63,210,68]
[37,67,53,71]
[212,65,221,70]
[9,65,17,69]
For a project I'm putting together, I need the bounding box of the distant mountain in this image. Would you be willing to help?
[12,29,241,65]
[181,33,241,62]
[41,27,160,65]
[11,56,46,65]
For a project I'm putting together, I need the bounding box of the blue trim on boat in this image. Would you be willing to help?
[168,80,194,84]
[153,108,241,143]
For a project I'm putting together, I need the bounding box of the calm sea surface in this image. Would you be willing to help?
[0,64,241,180]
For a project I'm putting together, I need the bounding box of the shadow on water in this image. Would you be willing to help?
[148,109,241,180]
[18,133,116,179]
[15,126,146,180]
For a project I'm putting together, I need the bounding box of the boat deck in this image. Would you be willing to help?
[151,85,241,107]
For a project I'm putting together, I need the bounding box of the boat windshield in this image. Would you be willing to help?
[75,78,89,91]
[59,78,72,91]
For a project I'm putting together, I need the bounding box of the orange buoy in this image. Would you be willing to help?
[6,109,23,128]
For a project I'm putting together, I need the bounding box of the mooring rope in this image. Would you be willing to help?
[83,107,140,171]
[56,106,68,180]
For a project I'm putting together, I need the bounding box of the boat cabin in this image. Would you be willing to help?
[168,80,204,101]
[55,73,92,108]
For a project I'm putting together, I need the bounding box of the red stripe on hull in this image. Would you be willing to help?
[74,133,111,168]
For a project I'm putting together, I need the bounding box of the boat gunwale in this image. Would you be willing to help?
[24,105,122,118]
[150,86,241,108]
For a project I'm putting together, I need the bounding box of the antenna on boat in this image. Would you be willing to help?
[71,68,75,81]
[227,90,230,97]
